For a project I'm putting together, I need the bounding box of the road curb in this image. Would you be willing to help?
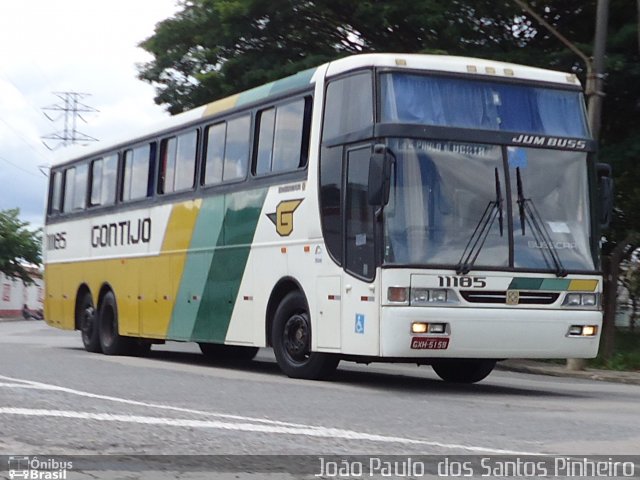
[497,359,640,386]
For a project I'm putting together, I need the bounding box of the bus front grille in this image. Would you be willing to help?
[460,290,560,305]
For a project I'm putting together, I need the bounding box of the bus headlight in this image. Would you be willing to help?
[410,288,458,305]
[562,293,599,308]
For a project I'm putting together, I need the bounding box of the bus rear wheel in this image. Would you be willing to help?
[199,343,259,361]
[272,291,339,380]
[77,291,100,353]
[431,359,496,384]
[98,291,133,356]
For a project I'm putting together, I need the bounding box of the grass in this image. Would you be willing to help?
[588,330,640,371]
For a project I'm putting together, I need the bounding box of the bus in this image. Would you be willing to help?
[43,53,612,383]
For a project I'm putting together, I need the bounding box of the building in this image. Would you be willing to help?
[0,268,44,318]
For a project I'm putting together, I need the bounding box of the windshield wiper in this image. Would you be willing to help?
[516,167,567,277]
[456,168,503,275]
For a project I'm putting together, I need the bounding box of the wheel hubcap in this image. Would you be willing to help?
[283,313,310,363]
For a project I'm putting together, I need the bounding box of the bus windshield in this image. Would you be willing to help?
[380,72,589,137]
[383,139,595,272]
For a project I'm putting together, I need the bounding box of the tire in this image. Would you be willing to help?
[432,359,496,384]
[98,291,133,355]
[199,343,259,361]
[271,291,339,379]
[77,291,101,353]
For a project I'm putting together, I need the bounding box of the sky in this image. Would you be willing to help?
[0,0,180,227]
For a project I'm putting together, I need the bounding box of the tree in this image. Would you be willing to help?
[137,0,528,113]
[620,256,640,331]
[0,209,42,284]
[139,0,638,224]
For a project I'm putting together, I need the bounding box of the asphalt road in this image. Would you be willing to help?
[1,320,639,477]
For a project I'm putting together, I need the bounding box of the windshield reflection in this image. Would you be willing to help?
[383,139,595,272]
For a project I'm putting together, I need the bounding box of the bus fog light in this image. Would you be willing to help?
[429,290,447,303]
[411,322,428,334]
[388,287,409,303]
[428,323,446,334]
[568,325,583,336]
[568,325,598,336]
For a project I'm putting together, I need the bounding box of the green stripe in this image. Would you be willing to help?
[509,277,572,291]
[540,278,571,291]
[236,67,316,107]
[190,188,268,342]
[508,277,543,290]
[168,196,226,340]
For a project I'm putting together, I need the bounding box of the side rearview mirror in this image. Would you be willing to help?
[596,162,614,229]
[368,144,394,207]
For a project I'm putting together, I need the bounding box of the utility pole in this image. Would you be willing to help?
[513,0,610,370]
[42,91,99,149]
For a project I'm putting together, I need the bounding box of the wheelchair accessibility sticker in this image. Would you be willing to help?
[355,313,365,334]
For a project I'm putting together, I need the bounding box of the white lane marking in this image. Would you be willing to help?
[0,374,308,428]
[0,407,541,454]
[0,374,544,455]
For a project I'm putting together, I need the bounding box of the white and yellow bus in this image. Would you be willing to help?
[44,53,611,383]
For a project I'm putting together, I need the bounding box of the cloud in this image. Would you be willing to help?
[0,0,179,227]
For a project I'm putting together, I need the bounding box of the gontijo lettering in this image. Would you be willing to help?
[91,218,151,248]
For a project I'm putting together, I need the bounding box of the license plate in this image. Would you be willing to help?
[411,337,450,350]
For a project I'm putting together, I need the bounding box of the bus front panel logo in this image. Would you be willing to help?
[267,199,303,237]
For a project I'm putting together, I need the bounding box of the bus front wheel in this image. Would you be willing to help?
[77,291,100,353]
[431,359,496,384]
[272,291,339,380]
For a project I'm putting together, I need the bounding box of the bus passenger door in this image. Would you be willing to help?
[341,145,380,356]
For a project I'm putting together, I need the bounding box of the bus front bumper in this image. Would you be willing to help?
[380,307,602,359]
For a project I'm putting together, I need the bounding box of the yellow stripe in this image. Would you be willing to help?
[568,279,598,292]
[44,200,202,339]
[203,94,239,118]
[141,200,202,338]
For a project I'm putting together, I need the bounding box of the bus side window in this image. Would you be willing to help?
[203,122,226,185]
[322,72,373,141]
[159,137,178,194]
[122,143,155,202]
[62,167,75,213]
[254,97,311,175]
[160,130,198,194]
[90,158,103,206]
[101,154,118,206]
[223,115,250,182]
[73,163,88,211]
[90,154,118,207]
[48,170,63,215]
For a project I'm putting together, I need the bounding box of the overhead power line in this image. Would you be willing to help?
[42,91,99,149]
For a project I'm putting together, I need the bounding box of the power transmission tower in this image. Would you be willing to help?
[41,91,99,149]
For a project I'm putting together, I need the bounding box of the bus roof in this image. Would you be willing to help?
[51,53,581,168]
